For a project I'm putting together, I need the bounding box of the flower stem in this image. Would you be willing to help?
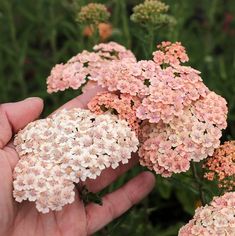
[120,0,131,48]
[90,24,100,46]
[192,163,207,206]
[148,27,155,57]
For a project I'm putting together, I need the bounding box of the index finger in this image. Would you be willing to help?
[52,82,105,114]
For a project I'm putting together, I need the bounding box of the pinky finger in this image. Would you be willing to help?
[86,171,156,235]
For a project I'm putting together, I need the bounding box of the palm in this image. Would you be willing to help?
[0,88,155,236]
[1,146,87,236]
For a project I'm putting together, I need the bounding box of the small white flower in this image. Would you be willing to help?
[13,108,139,213]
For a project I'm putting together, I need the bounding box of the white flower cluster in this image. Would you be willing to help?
[13,108,139,213]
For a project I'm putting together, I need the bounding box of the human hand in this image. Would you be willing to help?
[0,85,155,236]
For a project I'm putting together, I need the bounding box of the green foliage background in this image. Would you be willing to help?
[0,0,235,235]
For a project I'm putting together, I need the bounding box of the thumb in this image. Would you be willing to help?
[0,97,43,148]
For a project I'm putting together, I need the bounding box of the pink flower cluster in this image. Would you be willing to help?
[93,41,136,60]
[45,41,228,178]
[88,92,141,134]
[179,192,235,236]
[13,108,139,213]
[47,42,136,93]
[139,92,227,177]
[89,59,150,96]
[153,41,189,65]
[204,141,235,191]
[136,65,209,123]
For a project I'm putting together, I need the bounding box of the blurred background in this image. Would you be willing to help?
[0,0,235,235]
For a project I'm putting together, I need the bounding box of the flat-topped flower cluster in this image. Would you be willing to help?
[13,108,138,213]
[47,42,136,93]
[179,192,235,235]
[47,41,228,177]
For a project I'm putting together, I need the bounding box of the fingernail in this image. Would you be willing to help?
[82,81,98,93]
[24,97,42,101]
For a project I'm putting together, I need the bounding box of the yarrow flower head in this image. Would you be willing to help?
[130,0,176,28]
[77,3,110,26]
[46,42,136,93]
[88,91,141,135]
[89,59,153,96]
[179,192,235,236]
[13,108,139,213]
[153,41,189,66]
[136,65,209,123]
[92,41,136,61]
[204,141,235,191]
[138,92,228,177]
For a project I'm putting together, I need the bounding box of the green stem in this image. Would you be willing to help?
[120,0,131,48]
[49,0,58,62]
[5,1,27,97]
[92,25,100,45]
[144,26,155,58]
[192,163,206,206]
[149,28,155,56]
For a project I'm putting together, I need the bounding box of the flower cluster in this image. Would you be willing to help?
[45,41,228,178]
[92,42,136,61]
[89,59,151,96]
[88,91,141,134]
[153,41,189,65]
[76,3,110,26]
[130,0,175,28]
[136,65,209,123]
[13,108,139,213]
[179,192,235,236]
[204,141,235,191]
[47,42,136,93]
[139,92,227,177]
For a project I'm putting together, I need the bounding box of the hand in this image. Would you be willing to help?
[0,85,155,236]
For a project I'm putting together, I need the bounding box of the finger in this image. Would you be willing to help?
[82,80,99,94]
[53,191,87,236]
[86,171,155,235]
[85,155,138,193]
[52,82,105,114]
[0,97,44,149]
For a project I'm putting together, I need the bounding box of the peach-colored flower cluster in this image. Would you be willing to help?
[139,92,227,177]
[13,108,139,213]
[47,42,136,93]
[45,41,228,178]
[204,141,235,191]
[136,65,209,123]
[179,192,235,236]
[89,59,151,96]
[153,41,189,66]
[92,42,136,61]
[88,91,141,134]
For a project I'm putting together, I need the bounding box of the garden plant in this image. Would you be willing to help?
[0,0,235,235]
